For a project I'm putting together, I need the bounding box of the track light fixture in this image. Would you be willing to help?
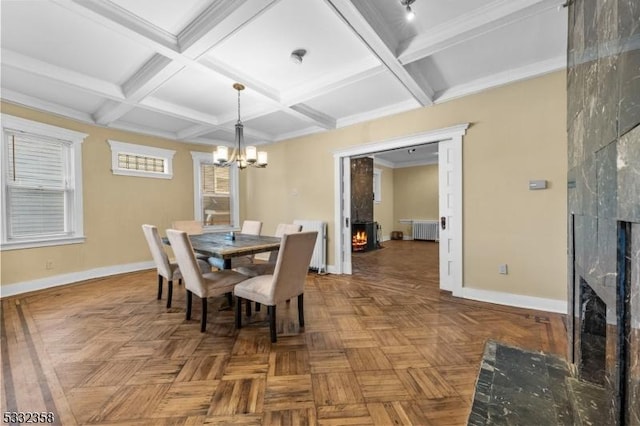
[400,0,416,21]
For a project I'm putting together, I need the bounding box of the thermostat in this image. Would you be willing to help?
[529,180,547,190]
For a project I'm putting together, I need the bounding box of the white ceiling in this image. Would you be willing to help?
[1,0,568,164]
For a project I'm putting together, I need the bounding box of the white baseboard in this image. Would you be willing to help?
[461,286,567,314]
[0,261,155,298]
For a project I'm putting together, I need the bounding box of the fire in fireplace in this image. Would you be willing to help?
[352,230,367,251]
[351,221,378,252]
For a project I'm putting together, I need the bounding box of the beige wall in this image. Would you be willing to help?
[0,102,217,286]
[244,71,567,301]
[393,164,439,237]
[1,71,568,302]
[373,165,394,240]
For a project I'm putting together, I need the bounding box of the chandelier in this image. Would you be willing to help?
[213,83,267,169]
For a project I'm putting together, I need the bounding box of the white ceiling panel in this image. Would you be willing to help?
[207,0,380,92]
[244,110,312,138]
[0,1,155,84]
[108,0,215,35]
[423,8,567,92]
[304,70,414,119]
[151,67,275,121]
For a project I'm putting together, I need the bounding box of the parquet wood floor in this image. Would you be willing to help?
[1,240,567,425]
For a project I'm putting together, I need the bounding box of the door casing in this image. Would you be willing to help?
[332,123,468,296]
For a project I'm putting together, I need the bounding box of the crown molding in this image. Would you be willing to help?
[2,91,94,124]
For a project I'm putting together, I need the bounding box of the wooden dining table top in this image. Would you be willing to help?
[164,232,281,260]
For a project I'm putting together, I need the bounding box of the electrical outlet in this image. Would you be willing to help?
[45,260,54,270]
[498,264,508,275]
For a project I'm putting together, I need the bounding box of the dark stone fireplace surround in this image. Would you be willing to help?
[567,0,639,423]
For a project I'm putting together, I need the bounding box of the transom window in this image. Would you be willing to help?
[108,140,175,179]
[1,114,87,250]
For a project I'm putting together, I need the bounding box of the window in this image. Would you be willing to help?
[373,168,382,203]
[1,114,87,250]
[191,151,239,230]
[108,140,175,179]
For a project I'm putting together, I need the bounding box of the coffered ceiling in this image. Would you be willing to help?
[0,0,568,151]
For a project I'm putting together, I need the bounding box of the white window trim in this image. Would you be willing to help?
[1,114,87,250]
[108,140,176,179]
[190,151,240,232]
[373,168,382,204]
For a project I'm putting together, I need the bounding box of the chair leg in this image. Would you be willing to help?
[226,292,233,307]
[235,297,242,329]
[167,280,173,309]
[255,302,261,312]
[246,299,252,317]
[298,293,304,327]
[268,305,277,343]
[157,275,163,300]
[201,298,207,332]
[186,290,193,320]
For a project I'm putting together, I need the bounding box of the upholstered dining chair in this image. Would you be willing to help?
[166,229,248,332]
[234,231,318,342]
[235,223,302,278]
[141,224,210,308]
[171,220,204,235]
[171,220,211,262]
[207,219,263,270]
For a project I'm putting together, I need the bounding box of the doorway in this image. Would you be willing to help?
[332,123,468,296]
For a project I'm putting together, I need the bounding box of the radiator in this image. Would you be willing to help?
[293,220,327,274]
[412,220,439,241]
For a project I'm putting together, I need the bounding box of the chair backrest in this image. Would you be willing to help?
[241,220,262,235]
[171,220,203,235]
[274,223,303,238]
[142,224,172,279]
[166,229,206,297]
[268,223,303,262]
[270,231,318,303]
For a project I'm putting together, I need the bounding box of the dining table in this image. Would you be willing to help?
[164,231,281,270]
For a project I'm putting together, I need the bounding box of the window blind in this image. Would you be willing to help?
[200,164,232,226]
[6,132,69,238]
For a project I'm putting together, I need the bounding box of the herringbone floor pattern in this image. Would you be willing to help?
[1,240,567,425]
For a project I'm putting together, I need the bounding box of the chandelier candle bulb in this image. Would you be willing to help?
[246,146,257,162]
[257,151,268,166]
[217,146,228,163]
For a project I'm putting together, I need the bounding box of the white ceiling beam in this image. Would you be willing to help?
[397,0,565,64]
[94,54,187,124]
[325,0,434,106]
[93,100,137,125]
[288,104,337,129]
[1,49,123,100]
[178,0,278,58]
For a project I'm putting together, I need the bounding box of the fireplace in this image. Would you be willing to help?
[570,220,639,424]
[351,221,378,252]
